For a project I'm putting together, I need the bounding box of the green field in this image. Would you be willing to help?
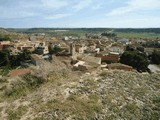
[7,28,160,39]
[116,32,160,39]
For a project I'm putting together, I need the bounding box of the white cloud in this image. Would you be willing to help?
[45,13,72,19]
[112,17,160,28]
[102,15,160,28]
[107,0,160,16]
[92,3,103,10]
[73,0,92,11]
[0,7,36,19]
[41,0,69,9]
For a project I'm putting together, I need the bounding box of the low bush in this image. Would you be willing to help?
[4,74,45,99]
[7,106,27,120]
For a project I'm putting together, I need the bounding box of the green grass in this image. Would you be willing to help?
[34,93,103,119]
[7,106,27,120]
[0,67,10,76]
[116,32,160,39]
[3,74,45,100]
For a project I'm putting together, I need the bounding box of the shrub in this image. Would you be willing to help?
[4,78,28,98]
[23,74,45,89]
[4,74,45,99]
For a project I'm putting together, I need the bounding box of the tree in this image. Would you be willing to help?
[126,45,135,51]
[150,50,160,64]
[19,49,31,61]
[0,49,31,68]
[10,55,20,67]
[0,50,10,66]
[101,32,117,38]
[120,51,149,72]
[48,44,61,55]
[52,45,61,54]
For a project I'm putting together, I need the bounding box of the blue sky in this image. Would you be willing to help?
[0,0,160,28]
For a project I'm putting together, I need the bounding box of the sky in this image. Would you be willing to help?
[0,0,160,28]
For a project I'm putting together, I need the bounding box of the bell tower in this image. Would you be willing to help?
[70,43,75,56]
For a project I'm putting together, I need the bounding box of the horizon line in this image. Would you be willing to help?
[1,27,160,29]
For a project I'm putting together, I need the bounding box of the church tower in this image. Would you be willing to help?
[70,43,75,56]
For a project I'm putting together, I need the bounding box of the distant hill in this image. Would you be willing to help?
[3,27,160,39]
[0,28,28,40]
[7,28,160,34]
[0,28,10,35]
[114,28,160,34]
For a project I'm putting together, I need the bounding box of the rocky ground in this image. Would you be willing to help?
[0,69,160,120]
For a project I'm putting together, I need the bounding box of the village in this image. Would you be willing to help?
[1,0,160,119]
[0,31,160,77]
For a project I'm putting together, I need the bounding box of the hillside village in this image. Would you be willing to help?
[1,0,160,119]
[0,28,160,77]
[0,28,160,119]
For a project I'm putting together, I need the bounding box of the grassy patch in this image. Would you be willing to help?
[0,78,7,83]
[142,95,160,120]
[3,74,45,100]
[35,93,103,119]
[118,102,141,119]
[7,106,27,120]
[99,71,113,78]
[23,74,45,89]
[0,67,10,76]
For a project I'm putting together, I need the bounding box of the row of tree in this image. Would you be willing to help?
[115,28,160,34]
[101,32,117,37]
